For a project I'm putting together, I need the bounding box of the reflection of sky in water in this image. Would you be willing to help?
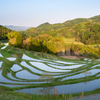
[91,64,100,68]
[1,43,8,49]
[0,53,3,57]
[16,70,40,79]
[96,74,100,77]
[0,70,46,84]
[30,62,71,72]
[22,54,41,61]
[4,43,8,46]
[48,64,85,69]
[7,57,16,61]
[54,61,75,64]
[20,61,64,76]
[7,73,19,80]
[7,72,46,84]
[20,61,43,74]
[0,70,27,83]
[11,64,22,71]
[0,62,3,68]
[1,45,7,49]
[77,94,100,100]
[40,58,64,65]
[62,69,100,81]
[47,62,62,65]
[16,78,100,94]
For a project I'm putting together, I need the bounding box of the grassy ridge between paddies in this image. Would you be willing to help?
[1,86,100,100]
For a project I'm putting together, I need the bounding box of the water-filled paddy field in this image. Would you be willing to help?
[0,43,100,95]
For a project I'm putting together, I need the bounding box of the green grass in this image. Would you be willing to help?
[0,87,100,100]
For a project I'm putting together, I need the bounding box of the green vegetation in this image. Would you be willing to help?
[0,43,100,99]
[36,18,89,32]
[0,40,100,100]
[65,22,100,44]
[10,15,100,58]
[20,15,100,40]
[35,22,100,45]
[8,31,22,47]
[23,27,38,37]
[0,25,12,40]
[1,88,100,100]
[36,15,100,31]
[8,31,100,58]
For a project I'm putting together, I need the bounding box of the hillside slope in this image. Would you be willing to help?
[36,15,100,31]
[22,15,100,42]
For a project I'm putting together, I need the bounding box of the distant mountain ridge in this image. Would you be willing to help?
[36,15,100,31]
[4,25,31,31]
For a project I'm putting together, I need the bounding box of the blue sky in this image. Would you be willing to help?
[0,0,100,27]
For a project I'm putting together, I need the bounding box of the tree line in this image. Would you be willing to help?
[8,32,100,58]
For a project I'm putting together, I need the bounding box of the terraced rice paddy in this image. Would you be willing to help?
[0,43,100,95]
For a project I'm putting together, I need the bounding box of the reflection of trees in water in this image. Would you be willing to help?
[83,70,92,84]
[39,72,54,95]
[39,72,54,83]
[39,86,54,95]
[84,70,91,78]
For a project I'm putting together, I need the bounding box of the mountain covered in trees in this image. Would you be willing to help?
[20,15,100,45]
[0,25,12,40]
[36,15,100,31]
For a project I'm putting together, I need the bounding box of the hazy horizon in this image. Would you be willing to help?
[0,0,100,27]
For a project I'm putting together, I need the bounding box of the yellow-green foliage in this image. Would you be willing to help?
[7,31,22,47]
[70,43,99,58]
[24,27,38,37]
[29,34,65,54]
[0,25,12,40]
[8,32,100,58]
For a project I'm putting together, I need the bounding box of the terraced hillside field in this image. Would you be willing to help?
[0,43,100,95]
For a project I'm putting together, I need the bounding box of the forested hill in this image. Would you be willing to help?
[36,18,89,31]
[61,22,100,44]
[0,25,12,40]
[36,15,100,31]
[90,15,100,22]
[20,15,100,45]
